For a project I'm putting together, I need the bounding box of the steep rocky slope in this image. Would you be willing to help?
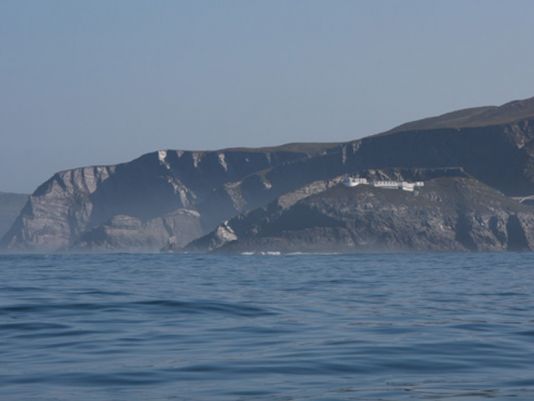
[2,145,332,251]
[74,209,202,251]
[208,97,534,218]
[189,175,534,253]
[0,192,28,240]
[4,96,534,252]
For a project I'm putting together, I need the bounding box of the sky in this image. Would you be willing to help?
[2,0,534,193]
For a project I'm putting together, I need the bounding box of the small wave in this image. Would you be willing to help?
[0,322,69,332]
[133,299,276,317]
[240,251,281,256]
[2,252,534,400]
[0,299,275,318]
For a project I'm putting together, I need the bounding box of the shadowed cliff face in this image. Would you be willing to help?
[74,209,203,251]
[1,147,325,251]
[0,192,28,240]
[190,176,534,253]
[350,121,534,195]
[226,120,534,213]
[5,97,534,252]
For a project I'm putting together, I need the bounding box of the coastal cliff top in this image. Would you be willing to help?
[386,96,534,134]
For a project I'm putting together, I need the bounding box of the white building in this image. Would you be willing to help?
[343,176,369,187]
[343,175,425,192]
[374,180,401,189]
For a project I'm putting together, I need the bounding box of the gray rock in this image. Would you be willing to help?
[74,209,202,251]
[1,146,325,251]
[0,192,28,241]
[188,176,534,253]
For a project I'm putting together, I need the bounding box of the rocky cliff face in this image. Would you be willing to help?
[1,146,329,251]
[0,192,28,240]
[218,118,534,217]
[75,209,202,251]
[4,96,534,252]
[189,175,534,253]
[195,98,534,222]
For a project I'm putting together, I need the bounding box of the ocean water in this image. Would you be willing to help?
[1,253,534,401]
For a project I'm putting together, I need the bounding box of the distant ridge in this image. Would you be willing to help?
[387,96,534,133]
[218,142,338,154]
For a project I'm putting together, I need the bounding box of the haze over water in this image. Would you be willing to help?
[1,253,534,400]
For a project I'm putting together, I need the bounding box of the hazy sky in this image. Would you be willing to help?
[2,0,534,193]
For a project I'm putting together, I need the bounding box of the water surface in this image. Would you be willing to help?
[1,253,534,400]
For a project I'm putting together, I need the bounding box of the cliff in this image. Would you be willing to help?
[193,97,534,224]
[0,192,28,241]
[4,96,534,252]
[188,174,534,253]
[1,145,331,251]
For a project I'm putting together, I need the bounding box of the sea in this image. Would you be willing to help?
[1,252,534,401]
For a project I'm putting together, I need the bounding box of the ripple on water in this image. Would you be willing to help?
[1,253,534,400]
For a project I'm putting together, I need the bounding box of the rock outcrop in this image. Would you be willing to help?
[74,209,202,251]
[188,174,534,253]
